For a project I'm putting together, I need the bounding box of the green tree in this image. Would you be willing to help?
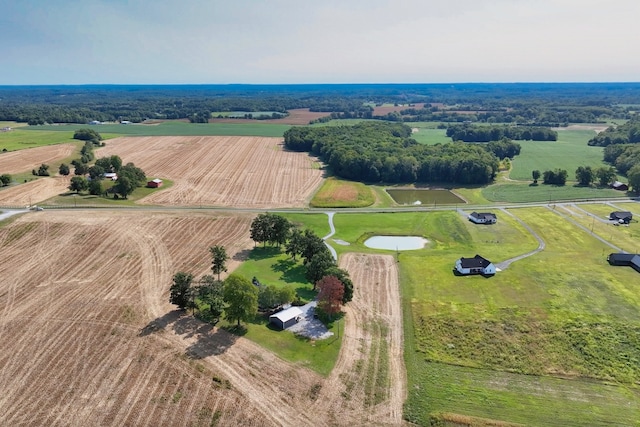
[112,176,135,199]
[301,229,329,265]
[306,251,336,290]
[69,176,89,193]
[59,163,70,176]
[88,165,105,181]
[595,166,617,187]
[249,214,269,247]
[285,228,305,261]
[209,245,229,281]
[532,170,541,184]
[73,128,102,142]
[223,274,258,327]
[628,164,640,195]
[169,272,194,310]
[198,275,224,324]
[37,164,50,176]
[575,166,594,186]
[88,179,103,196]
[325,266,354,304]
[0,174,11,186]
[72,159,88,175]
[258,285,279,310]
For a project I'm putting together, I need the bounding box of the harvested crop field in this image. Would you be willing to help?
[209,108,330,125]
[310,253,407,425]
[372,103,425,116]
[0,143,75,174]
[96,136,324,208]
[0,176,71,206]
[0,211,407,426]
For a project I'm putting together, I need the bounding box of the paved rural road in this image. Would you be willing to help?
[495,208,546,270]
[322,211,338,261]
[0,209,29,221]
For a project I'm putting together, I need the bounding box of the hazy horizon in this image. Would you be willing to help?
[2,0,639,85]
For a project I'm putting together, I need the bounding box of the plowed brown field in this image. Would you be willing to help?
[95,136,323,208]
[0,143,75,174]
[0,176,71,206]
[0,211,407,426]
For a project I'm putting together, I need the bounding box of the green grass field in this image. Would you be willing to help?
[0,129,79,151]
[482,181,624,203]
[509,130,609,181]
[284,207,640,425]
[23,122,291,137]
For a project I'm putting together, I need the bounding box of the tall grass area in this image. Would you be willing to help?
[310,178,375,208]
[24,122,291,137]
[401,207,640,426]
[509,130,608,181]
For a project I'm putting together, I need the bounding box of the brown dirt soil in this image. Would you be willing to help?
[209,108,330,125]
[310,253,407,426]
[95,136,324,208]
[372,103,425,116]
[0,143,75,174]
[0,176,71,206]
[0,211,407,426]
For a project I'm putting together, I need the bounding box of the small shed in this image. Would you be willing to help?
[103,172,118,181]
[609,211,633,224]
[468,212,497,224]
[147,178,163,188]
[455,254,496,276]
[611,181,629,191]
[269,306,303,330]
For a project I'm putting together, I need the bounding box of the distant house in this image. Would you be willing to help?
[1,126,11,132]
[88,120,102,125]
[611,181,629,191]
[269,306,303,330]
[609,211,633,224]
[454,255,496,276]
[103,173,118,181]
[120,120,132,125]
[607,253,640,273]
[468,212,497,224]
[147,178,163,188]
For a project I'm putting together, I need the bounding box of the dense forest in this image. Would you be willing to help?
[588,118,640,146]
[446,124,557,142]
[1,83,640,125]
[283,122,515,185]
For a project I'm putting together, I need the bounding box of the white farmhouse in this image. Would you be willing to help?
[468,212,497,224]
[455,254,496,276]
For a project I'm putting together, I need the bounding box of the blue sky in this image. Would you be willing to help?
[1,0,639,84]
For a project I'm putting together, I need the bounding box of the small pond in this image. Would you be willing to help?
[386,189,465,205]
[364,235,428,251]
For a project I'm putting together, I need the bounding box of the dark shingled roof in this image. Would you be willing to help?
[608,253,640,273]
[459,254,492,269]
[609,211,633,221]
[470,212,497,221]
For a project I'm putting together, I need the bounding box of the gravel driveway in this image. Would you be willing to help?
[287,301,333,340]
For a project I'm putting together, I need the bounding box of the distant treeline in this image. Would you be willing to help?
[1,83,639,125]
[283,122,519,185]
[446,125,557,142]
[588,118,640,146]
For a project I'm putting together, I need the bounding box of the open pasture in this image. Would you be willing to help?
[509,129,609,181]
[210,108,330,125]
[0,129,78,152]
[310,177,375,208]
[95,136,324,208]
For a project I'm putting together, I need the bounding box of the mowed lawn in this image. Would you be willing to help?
[509,129,609,181]
[359,207,640,426]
